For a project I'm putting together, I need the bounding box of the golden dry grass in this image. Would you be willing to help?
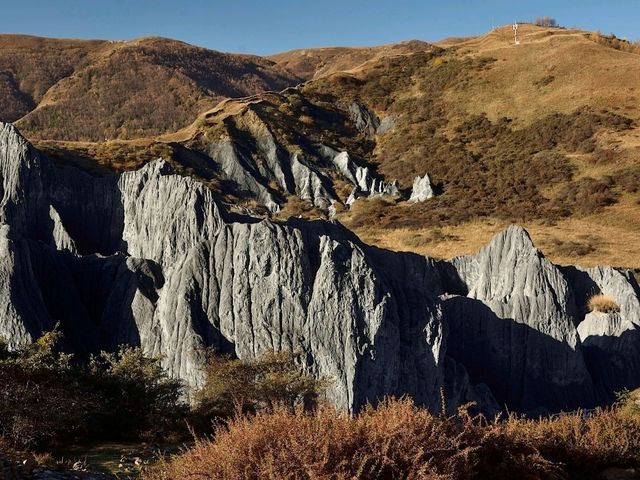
[588,294,621,313]
[446,24,640,126]
[344,197,640,270]
[269,40,434,80]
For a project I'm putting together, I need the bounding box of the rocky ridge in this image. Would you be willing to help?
[182,94,423,214]
[1,123,639,414]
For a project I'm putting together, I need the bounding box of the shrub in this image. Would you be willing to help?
[534,17,558,27]
[88,346,185,438]
[196,350,327,418]
[147,398,640,480]
[148,399,480,480]
[587,294,620,313]
[0,330,184,448]
[0,331,99,448]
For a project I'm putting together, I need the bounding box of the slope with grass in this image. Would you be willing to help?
[268,39,434,80]
[0,35,301,141]
[32,25,640,271]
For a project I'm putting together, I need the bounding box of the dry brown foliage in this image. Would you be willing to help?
[147,398,640,480]
[589,32,640,55]
[0,35,299,140]
[587,294,620,313]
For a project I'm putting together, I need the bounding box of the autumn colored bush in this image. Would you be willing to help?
[147,398,640,480]
[195,350,327,418]
[587,294,620,313]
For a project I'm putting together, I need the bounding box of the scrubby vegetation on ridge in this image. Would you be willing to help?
[589,32,640,55]
[0,35,300,141]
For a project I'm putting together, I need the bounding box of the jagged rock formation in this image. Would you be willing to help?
[1,123,639,415]
[347,102,380,138]
[192,101,401,212]
[409,174,434,202]
[329,151,399,206]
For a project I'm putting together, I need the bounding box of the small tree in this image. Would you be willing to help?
[89,346,185,438]
[0,330,185,447]
[535,17,558,27]
[196,350,327,418]
[0,329,98,448]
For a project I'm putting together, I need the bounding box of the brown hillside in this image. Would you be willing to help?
[446,24,640,125]
[260,26,640,269]
[269,40,433,80]
[21,25,640,270]
[0,35,301,141]
[0,35,108,122]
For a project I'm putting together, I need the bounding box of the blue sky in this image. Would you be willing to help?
[0,0,638,55]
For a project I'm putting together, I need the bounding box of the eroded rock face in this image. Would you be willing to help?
[196,104,401,212]
[0,123,639,415]
[409,174,434,203]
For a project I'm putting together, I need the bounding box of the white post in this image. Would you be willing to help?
[513,22,520,45]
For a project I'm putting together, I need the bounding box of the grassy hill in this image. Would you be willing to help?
[298,24,640,271]
[21,25,640,272]
[269,39,433,80]
[0,35,301,140]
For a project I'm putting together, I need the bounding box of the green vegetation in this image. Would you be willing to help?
[196,350,326,418]
[0,329,184,449]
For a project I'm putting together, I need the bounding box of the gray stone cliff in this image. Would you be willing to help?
[0,123,639,414]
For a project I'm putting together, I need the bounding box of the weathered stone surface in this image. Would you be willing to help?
[347,102,380,138]
[196,106,401,212]
[441,227,598,412]
[330,151,399,205]
[376,115,396,135]
[408,173,434,202]
[0,123,639,415]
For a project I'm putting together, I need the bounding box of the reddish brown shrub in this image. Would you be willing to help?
[147,399,640,480]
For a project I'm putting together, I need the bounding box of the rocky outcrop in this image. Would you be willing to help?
[442,227,597,412]
[0,123,639,415]
[347,102,380,138]
[192,101,402,213]
[409,174,434,202]
[329,150,400,205]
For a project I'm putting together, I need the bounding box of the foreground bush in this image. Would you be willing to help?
[196,350,327,418]
[148,398,640,480]
[0,331,98,448]
[0,330,184,448]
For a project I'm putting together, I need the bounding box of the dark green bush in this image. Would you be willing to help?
[0,329,184,448]
[196,350,327,418]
